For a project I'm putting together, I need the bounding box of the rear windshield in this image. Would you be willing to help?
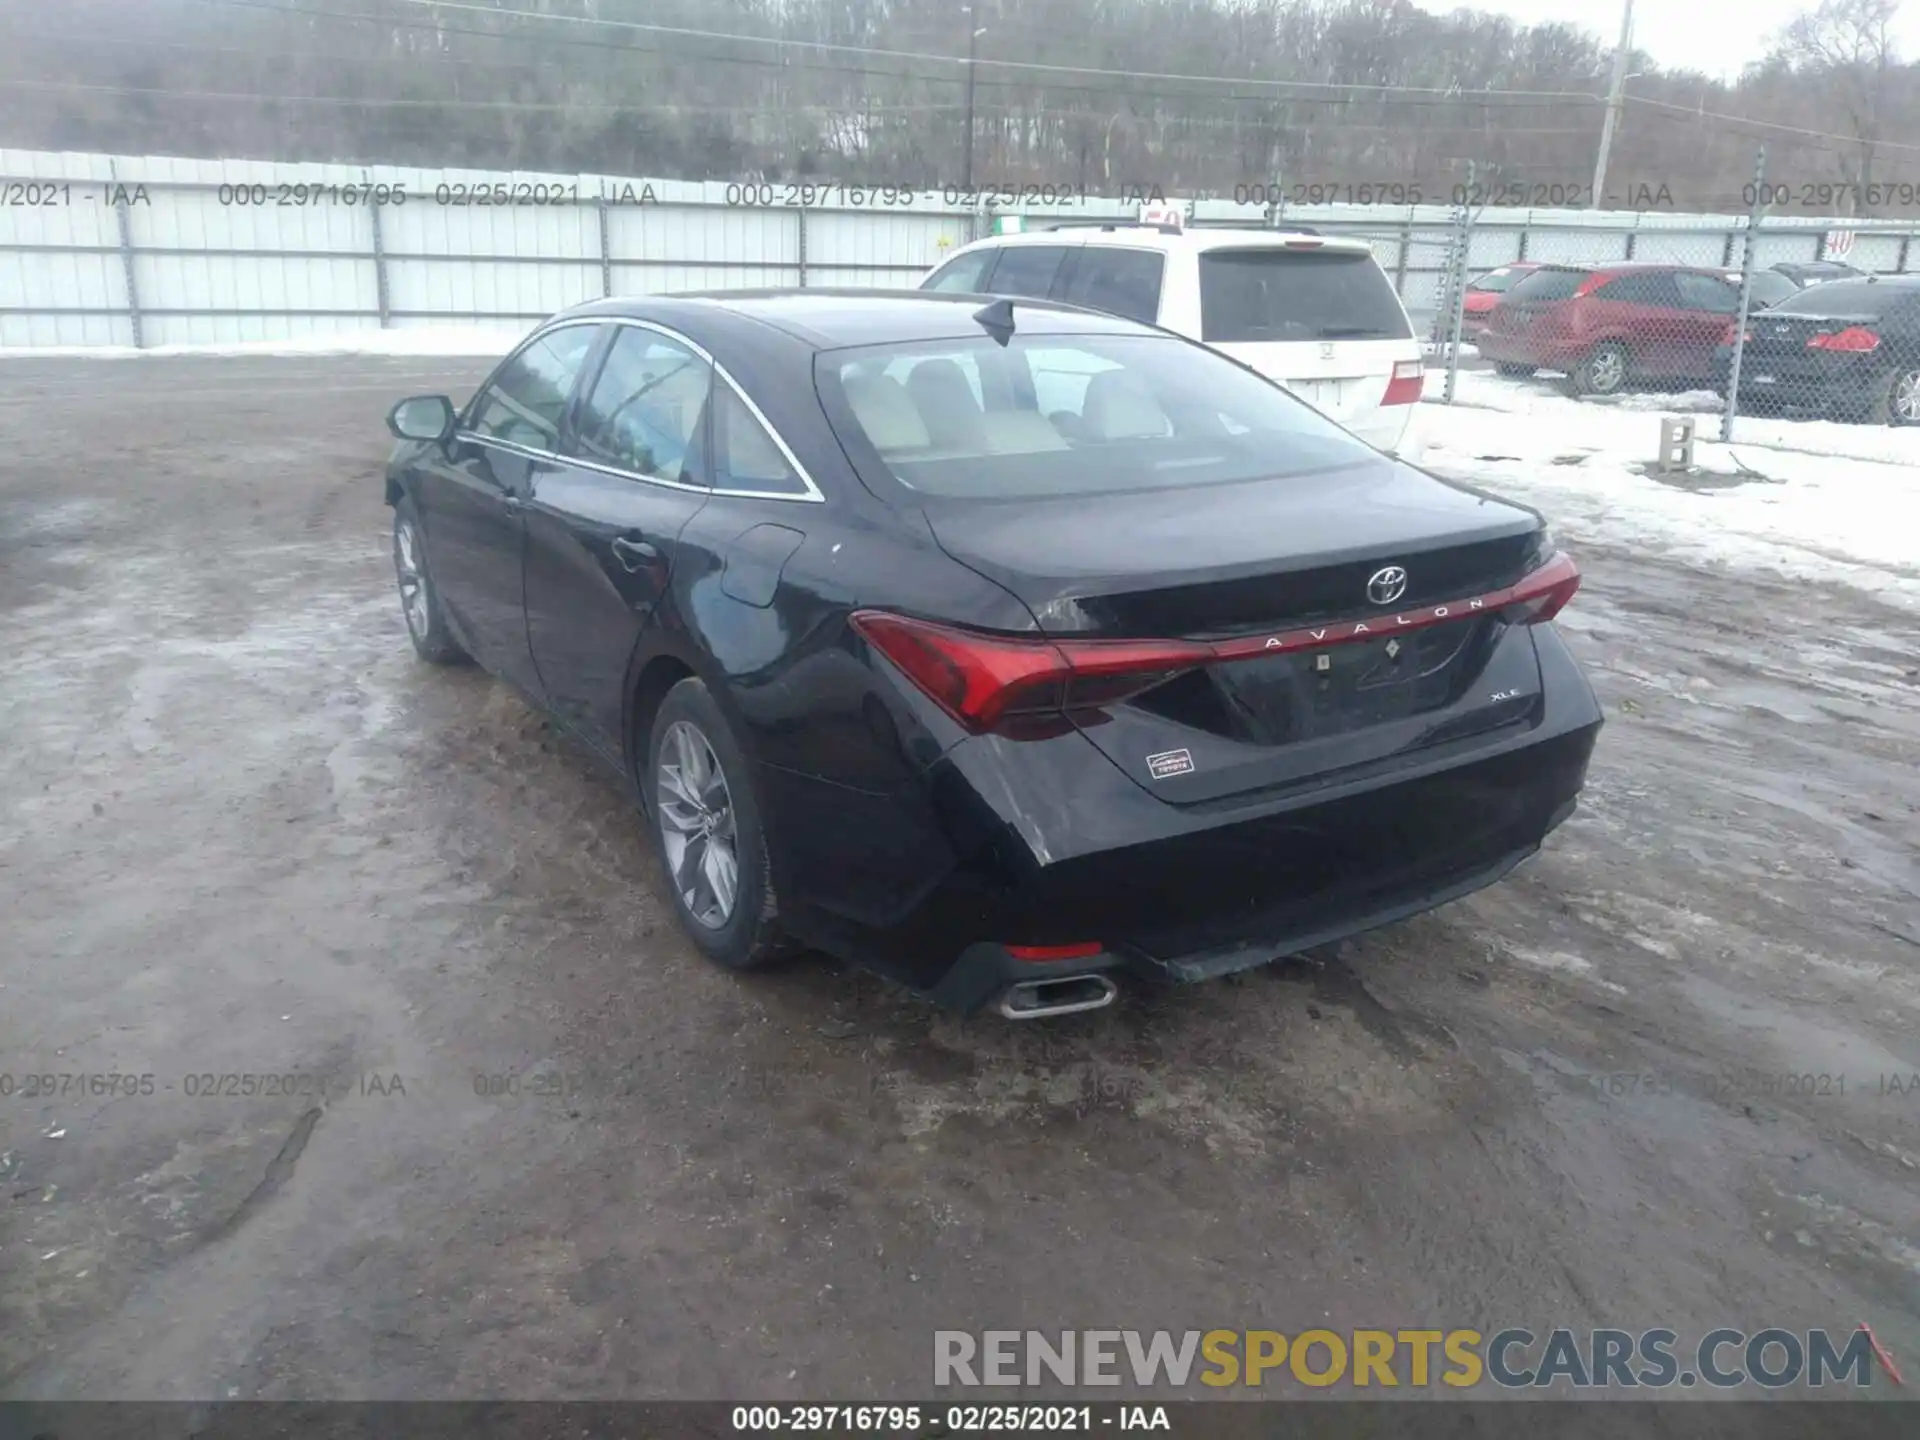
[1745,271,1800,309]
[1468,266,1529,293]
[1505,267,1590,302]
[1198,250,1411,343]
[819,333,1378,501]
[1767,280,1917,318]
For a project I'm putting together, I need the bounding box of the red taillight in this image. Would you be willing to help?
[1807,326,1879,353]
[1507,551,1581,623]
[853,550,1582,733]
[849,611,1208,733]
[1007,942,1104,962]
[1382,359,1424,406]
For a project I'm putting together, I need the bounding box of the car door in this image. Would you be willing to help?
[1671,271,1743,379]
[416,321,601,695]
[523,322,716,763]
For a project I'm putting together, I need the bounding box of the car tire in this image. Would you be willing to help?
[1865,363,1920,426]
[1495,362,1534,377]
[1567,341,1631,397]
[646,678,791,971]
[392,497,468,665]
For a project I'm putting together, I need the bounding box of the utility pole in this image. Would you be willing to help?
[963,14,986,192]
[1591,0,1633,208]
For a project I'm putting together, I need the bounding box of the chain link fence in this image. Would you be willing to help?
[1347,149,1920,457]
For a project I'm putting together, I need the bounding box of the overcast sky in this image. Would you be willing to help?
[1410,0,1920,80]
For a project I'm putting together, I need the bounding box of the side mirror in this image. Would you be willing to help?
[388,395,456,443]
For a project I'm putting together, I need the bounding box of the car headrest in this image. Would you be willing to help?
[843,372,931,453]
[1081,368,1171,440]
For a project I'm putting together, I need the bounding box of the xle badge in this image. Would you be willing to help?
[1146,749,1195,780]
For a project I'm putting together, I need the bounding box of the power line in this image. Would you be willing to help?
[0,78,982,114]
[1625,92,1920,156]
[194,1,1596,111]
[390,0,1608,101]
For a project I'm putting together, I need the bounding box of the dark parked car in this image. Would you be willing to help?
[383,292,1601,1018]
[1770,260,1865,288]
[1477,262,1794,394]
[1460,261,1539,340]
[1715,276,1920,424]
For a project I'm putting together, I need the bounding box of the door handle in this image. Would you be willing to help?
[611,535,660,571]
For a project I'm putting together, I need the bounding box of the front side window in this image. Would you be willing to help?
[467,323,600,450]
[1468,266,1527,294]
[822,333,1376,502]
[984,245,1071,299]
[572,328,713,485]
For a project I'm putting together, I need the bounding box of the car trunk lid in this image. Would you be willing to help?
[920,459,1550,802]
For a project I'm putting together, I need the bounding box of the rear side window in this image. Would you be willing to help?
[1197,250,1411,343]
[923,249,997,294]
[987,246,1071,299]
[1746,271,1800,308]
[714,385,810,497]
[1673,272,1739,313]
[1506,267,1591,303]
[1770,280,1917,318]
[1058,248,1165,324]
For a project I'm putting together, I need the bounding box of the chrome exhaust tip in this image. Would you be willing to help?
[994,973,1118,1020]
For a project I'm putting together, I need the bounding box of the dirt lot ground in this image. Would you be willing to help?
[2,356,1917,1402]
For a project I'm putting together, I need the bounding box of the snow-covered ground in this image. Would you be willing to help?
[1416,375,1920,612]
[1444,367,1920,467]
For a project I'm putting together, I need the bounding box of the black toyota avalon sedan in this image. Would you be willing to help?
[383,291,1600,1018]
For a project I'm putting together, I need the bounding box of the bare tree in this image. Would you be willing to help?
[1771,0,1902,212]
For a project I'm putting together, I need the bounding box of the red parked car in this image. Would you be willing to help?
[1476,262,1787,395]
[1459,261,1539,340]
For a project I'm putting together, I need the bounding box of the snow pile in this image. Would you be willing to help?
[1415,385,1920,611]
[1444,368,1920,468]
[0,326,523,360]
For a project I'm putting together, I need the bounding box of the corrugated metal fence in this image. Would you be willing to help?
[4,149,1919,349]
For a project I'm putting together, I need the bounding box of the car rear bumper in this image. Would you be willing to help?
[1713,350,1880,413]
[768,625,1603,1013]
[1348,404,1415,454]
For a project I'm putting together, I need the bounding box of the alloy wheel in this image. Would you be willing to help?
[656,719,739,929]
[394,519,430,639]
[1588,348,1625,393]
[1894,368,1920,425]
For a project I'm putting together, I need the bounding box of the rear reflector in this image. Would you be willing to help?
[1808,326,1880,353]
[852,549,1580,734]
[1382,359,1424,406]
[1006,942,1105,962]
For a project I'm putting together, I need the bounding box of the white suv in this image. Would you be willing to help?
[921,225,1424,454]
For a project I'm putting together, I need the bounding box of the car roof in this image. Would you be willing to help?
[960,225,1374,257]
[555,289,1159,350]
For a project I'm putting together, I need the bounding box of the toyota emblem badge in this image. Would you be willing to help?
[1367,565,1409,605]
